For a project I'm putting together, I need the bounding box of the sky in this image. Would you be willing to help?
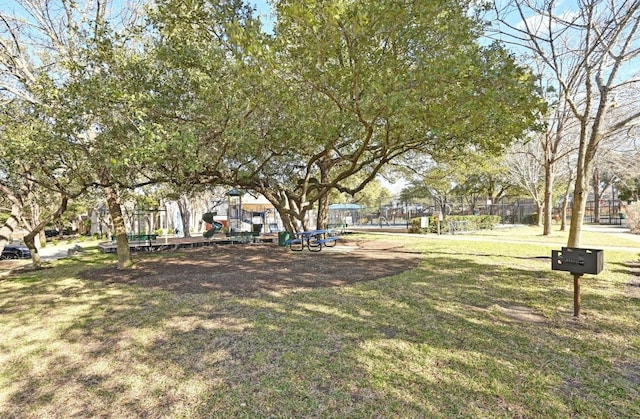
[250,0,274,32]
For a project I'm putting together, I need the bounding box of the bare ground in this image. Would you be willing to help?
[78,239,424,294]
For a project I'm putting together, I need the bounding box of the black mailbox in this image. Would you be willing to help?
[551,247,603,275]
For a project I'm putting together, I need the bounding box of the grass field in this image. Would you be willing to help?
[1,227,639,417]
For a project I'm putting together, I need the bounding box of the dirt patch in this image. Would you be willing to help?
[496,304,547,324]
[0,260,38,279]
[79,239,423,295]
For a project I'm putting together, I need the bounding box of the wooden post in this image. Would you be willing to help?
[573,273,582,317]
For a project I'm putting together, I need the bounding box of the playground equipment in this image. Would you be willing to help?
[131,207,168,244]
[202,212,223,238]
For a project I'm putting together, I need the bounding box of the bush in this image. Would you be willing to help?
[523,212,538,225]
[410,215,501,234]
[409,218,429,234]
[624,202,640,233]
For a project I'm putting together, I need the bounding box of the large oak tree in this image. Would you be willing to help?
[218,0,541,231]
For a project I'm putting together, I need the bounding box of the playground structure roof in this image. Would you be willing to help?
[329,203,365,210]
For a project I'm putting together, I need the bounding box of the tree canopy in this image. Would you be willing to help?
[1,0,544,265]
[139,0,541,231]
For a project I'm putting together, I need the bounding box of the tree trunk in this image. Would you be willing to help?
[23,201,41,268]
[542,162,554,235]
[0,182,26,257]
[559,162,575,232]
[592,168,600,224]
[104,185,134,269]
[177,197,191,238]
[29,200,44,244]
[560,184,571,232]
[567,171,589,247]
[316,194,330,230]
[289,194,310,231]
[298,208,309,231]
[560,199,569,231]
[21,195,70,268]
[22,232,42,268]
[259,190,299,234]
[568,121,594,248]
[536,202,544,226]
[279,209,297,233]
[0,198,22,253]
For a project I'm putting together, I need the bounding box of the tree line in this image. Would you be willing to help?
[3,0,637,269]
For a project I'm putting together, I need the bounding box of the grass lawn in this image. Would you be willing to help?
[1,228,639,417]
[468,224,640,248]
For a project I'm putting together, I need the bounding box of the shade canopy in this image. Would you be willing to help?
[329,203,365,210]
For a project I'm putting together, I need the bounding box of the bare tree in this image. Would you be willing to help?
[558,157,576,231]
[504,140,545,224]
[491,0,640,246]
[539,91,580,234]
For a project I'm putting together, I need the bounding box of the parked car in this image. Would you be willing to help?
[44,229,60,238]
[1,243,32,260]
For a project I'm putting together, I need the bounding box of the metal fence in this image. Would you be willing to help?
[328,198,541,227]
[329,198,627,227]
[583,200,624,225]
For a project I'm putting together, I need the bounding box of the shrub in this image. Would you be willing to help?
[409,218,429,234]
[523,212,538,225]
[624,202,640,233]
[410,215,501,234]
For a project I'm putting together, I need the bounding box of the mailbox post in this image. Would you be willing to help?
[551,247,604,317]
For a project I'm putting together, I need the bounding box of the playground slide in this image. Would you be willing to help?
[202,212,223,238]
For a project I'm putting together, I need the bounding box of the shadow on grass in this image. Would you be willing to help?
[1,248,639,417]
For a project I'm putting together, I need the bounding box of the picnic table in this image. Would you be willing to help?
[287,229,340,252]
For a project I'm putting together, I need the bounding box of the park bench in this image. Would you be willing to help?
[126,234,157,242]
[225,231,260,243]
